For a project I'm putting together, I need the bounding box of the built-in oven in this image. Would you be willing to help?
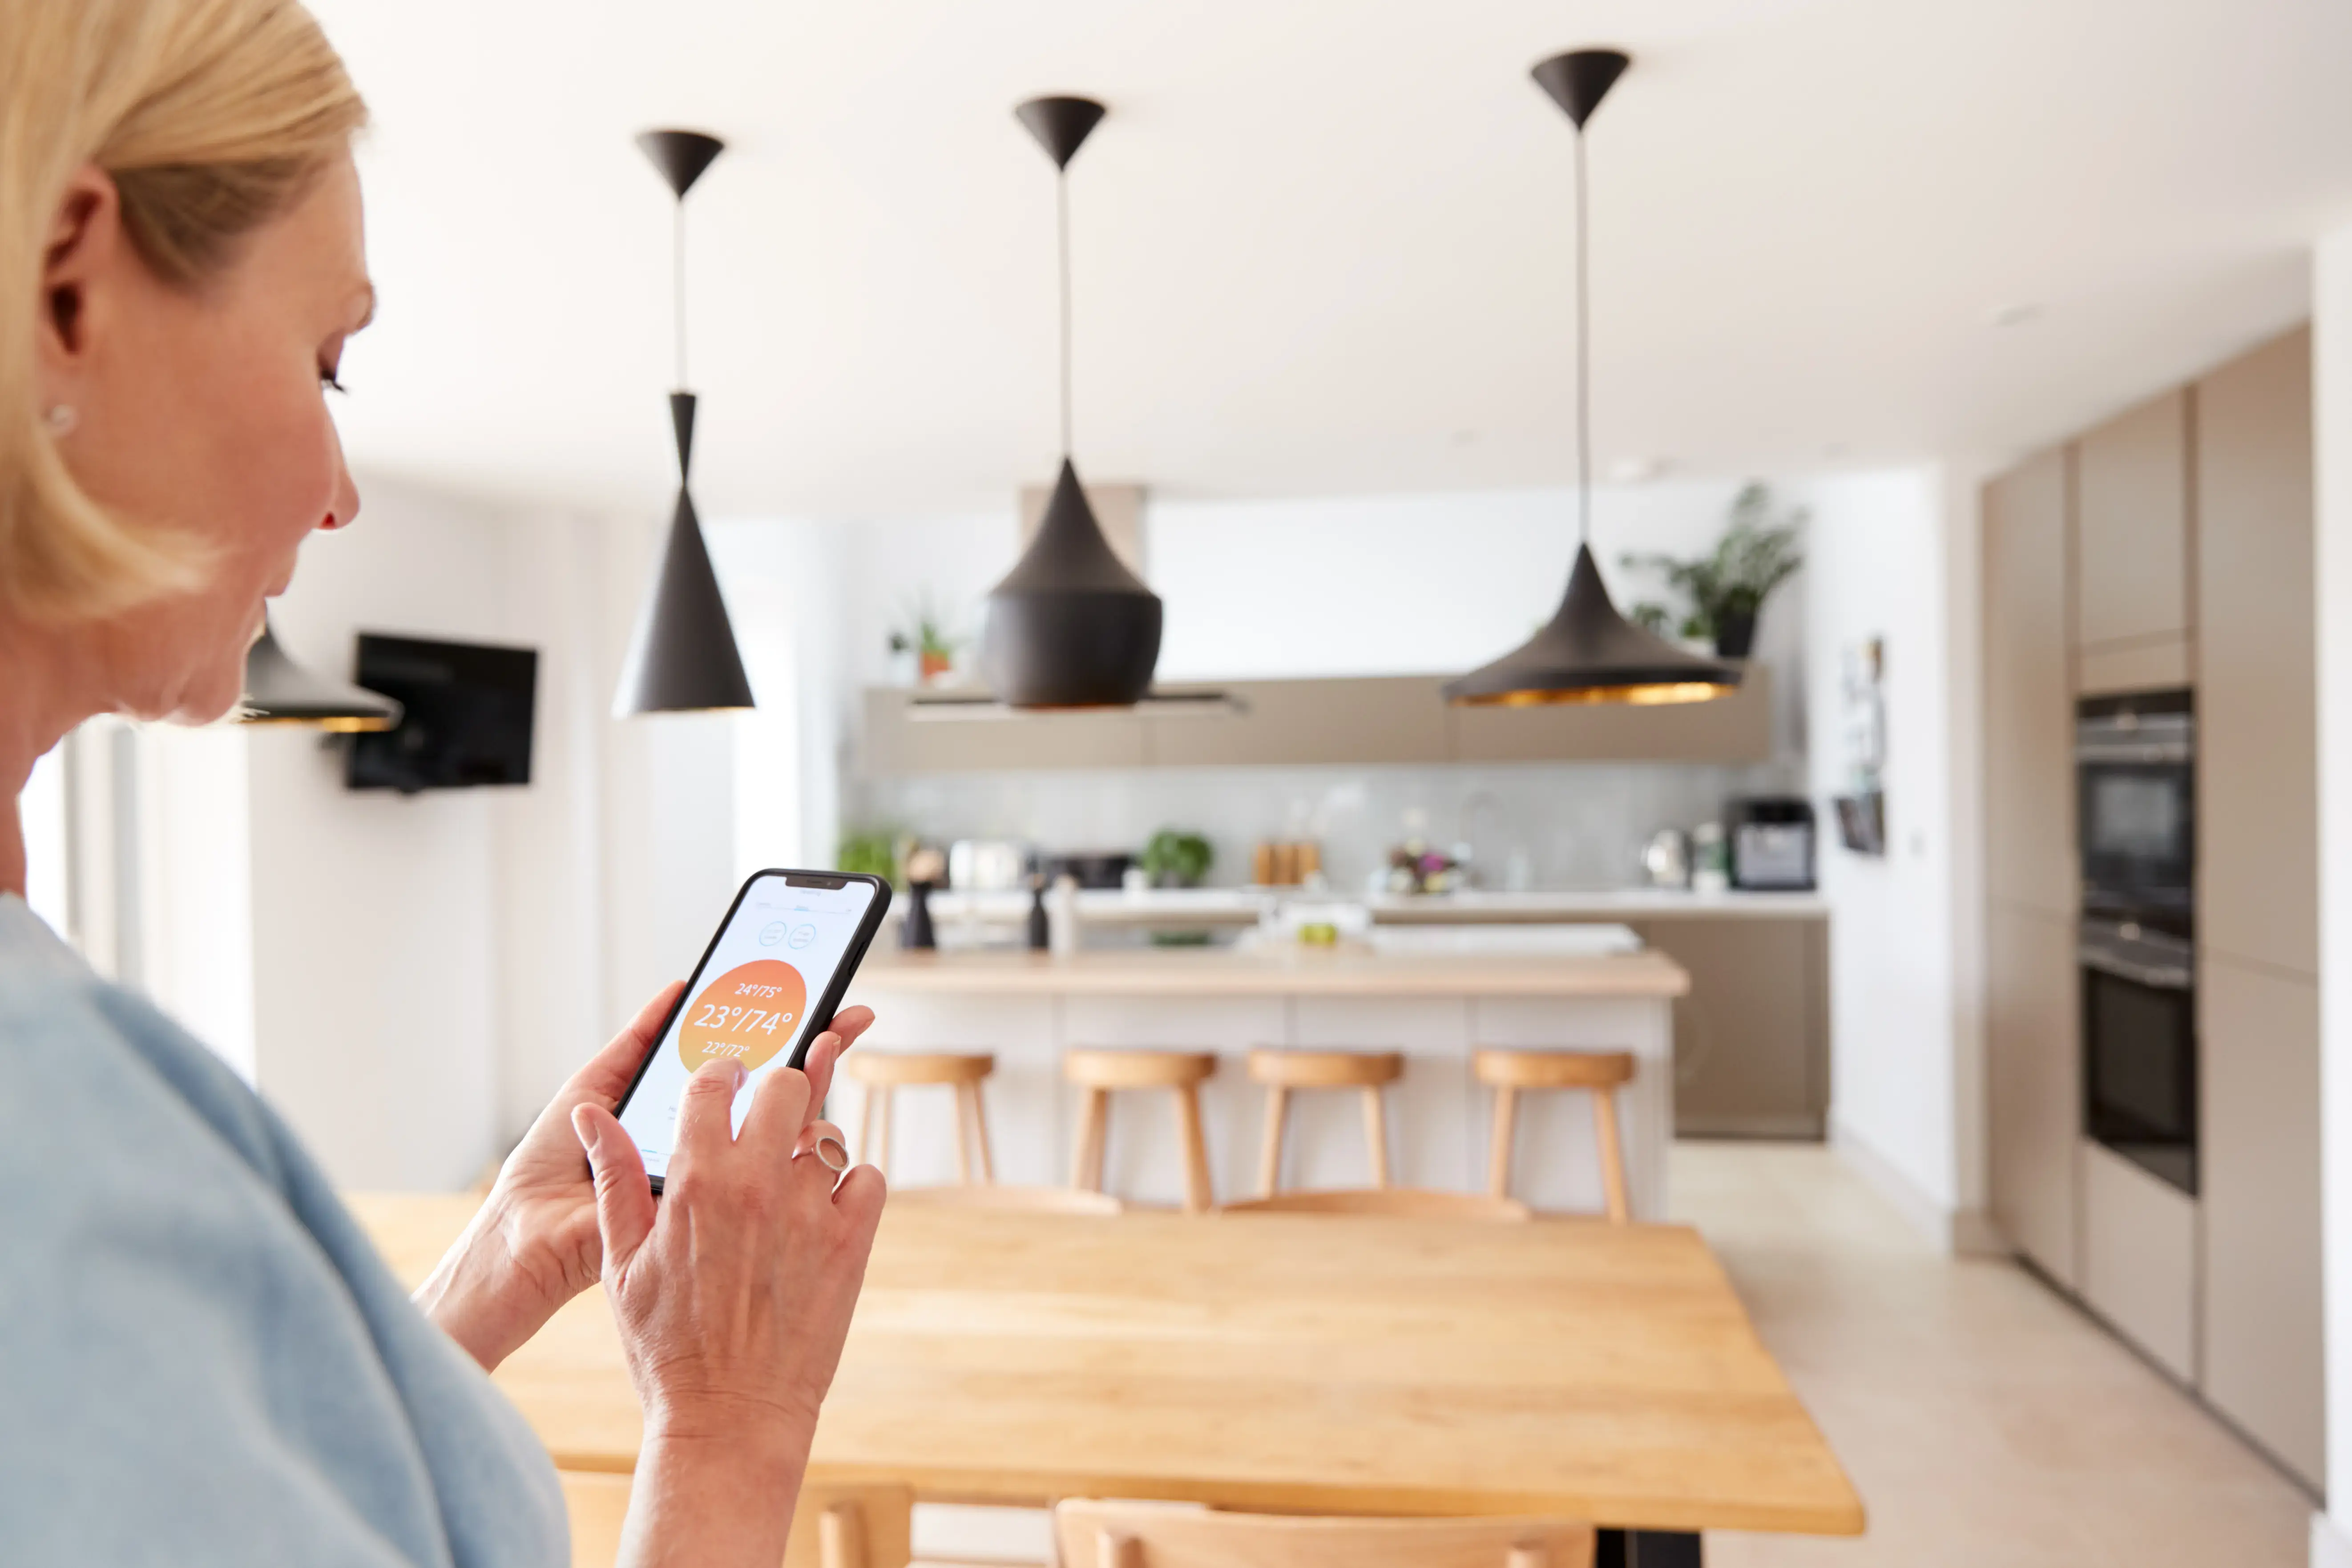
[2079,916,2197,1193]
[2076,690,2194,923]
[2076,689,2196,1195]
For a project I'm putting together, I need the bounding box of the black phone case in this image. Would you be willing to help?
[611,868,894,1194]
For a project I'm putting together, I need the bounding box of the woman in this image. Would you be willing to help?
[0,2,886,1563]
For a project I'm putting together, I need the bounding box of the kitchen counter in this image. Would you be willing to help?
[843,932,1683,1218]
[885,885,1828,930]
[855,940,1688,998]
[1367,889,1830,922]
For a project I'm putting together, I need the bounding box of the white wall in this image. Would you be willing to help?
[2308,225,2352,1557]
[19,741,69,936]
[822,477,1789,688]
[721,476,1814,871]
[104,473,747,1190]
[254,479,534,1188]
[1799,466,1971,1230]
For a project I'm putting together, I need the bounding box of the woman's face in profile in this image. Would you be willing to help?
[50,153,372,724]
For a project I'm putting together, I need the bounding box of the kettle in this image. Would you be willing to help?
[1642,828,1690,890]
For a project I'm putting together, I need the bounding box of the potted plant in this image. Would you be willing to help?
[886,594,962,685]
[1623,482,1805,660]
[1142,829,1214,889]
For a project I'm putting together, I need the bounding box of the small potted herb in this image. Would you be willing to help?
[886,594,962,685]
[1142,829,1214,889]
[1624,482,1805,660]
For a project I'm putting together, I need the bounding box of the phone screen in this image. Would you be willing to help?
[617,872,881,1181]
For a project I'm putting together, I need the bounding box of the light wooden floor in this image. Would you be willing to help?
[1673,1141,2316,1568]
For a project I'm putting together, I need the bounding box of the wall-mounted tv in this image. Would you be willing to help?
[345,633,538,795]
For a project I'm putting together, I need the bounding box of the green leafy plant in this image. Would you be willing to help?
[836,828,903,888]
[886,592,961,678]
[1142,829,1214,889]
[1624,482,1807,649]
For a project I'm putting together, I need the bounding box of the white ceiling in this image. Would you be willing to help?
[311,0,2352,520]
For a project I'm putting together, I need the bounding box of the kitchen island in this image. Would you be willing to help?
[840,935,1688,1217]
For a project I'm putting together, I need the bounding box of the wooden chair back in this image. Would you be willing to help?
[561,1472,913,1568]
[1221,1188,1531,1221]
[1054,1500,1594,1568]
[890,1183,1124,1215]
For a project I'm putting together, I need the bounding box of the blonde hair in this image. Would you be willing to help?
[0,0,365,622]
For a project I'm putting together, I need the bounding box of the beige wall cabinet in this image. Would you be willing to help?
[2191,325,2323,1489]
[1982,447,2082,1285]
[2074,387,2194,693]
[862,670,1772,774]
[1982,327,2323,1487]
[1986,904,2081,1287]
[1634,916,1828,1139]
[2078,1139,2199,1382]
[1981,451,2077,918]
[2198,955,2323,1487]
[1134,678,1448,768]
[1444,667,1772,766]
[862,689,1147,773]
[2195,327,2317,978]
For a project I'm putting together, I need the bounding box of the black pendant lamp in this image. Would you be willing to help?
[1444,51,1739,707]
[239,612,400,731]
[612,129,755,717]
[978,96,1163,710]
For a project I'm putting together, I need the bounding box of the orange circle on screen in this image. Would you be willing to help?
[678,959,807,1073]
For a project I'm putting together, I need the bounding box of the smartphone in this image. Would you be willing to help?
[614,869,892,1190]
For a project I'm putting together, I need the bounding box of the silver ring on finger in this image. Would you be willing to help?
[805,1134,850,1173]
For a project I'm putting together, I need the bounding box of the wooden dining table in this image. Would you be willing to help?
[353,1195,1861,1567]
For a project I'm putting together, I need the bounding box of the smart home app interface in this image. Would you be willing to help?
[619,876,878,1179]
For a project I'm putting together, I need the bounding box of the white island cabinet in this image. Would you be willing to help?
[837,938,1688,1218]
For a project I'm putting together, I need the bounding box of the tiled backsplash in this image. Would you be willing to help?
[848,758,1803,894]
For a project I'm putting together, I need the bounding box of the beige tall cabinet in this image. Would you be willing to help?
[1982,449,2081,1287]
[2075,390,2194,693]
[2191,326,2322,1487]
[1980,325,2322,1492]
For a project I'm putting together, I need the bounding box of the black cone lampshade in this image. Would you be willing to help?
[980,95,1163,709]
[1443,50,1738,707]
[983,458,1163,707]
[613,129,755,717]
[1445,545,1734,705]
[239,613,401,731]
[613,392,754,714]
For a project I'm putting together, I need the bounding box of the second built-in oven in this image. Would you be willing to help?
[2079,916,2196,1193]
[2076,689,2196,1195]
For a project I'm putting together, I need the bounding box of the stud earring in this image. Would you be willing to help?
[43,403,77,436]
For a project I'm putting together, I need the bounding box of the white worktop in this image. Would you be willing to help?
[854,935,1687,999]
[1365,889,1831,922]
[887,885,1828,929]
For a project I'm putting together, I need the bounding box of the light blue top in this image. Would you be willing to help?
[0,894,566,1565]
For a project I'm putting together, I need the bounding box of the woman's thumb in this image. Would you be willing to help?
[572,1104,655,1273]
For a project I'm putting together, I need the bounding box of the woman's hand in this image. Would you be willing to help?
[415,984,877,1373]
[573,1052,886,1568]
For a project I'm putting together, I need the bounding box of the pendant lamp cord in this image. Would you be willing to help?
[673,199,689,391]
[1057,170,1074,458]
[1574,125,1590,548]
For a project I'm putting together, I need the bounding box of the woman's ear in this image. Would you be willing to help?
[39,166,126,367]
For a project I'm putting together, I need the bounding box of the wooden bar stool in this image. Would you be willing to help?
[1247,1048,1405,1196]
[1063,1048,1219,1213]
[844,1051,996,1184]
[1473,1048,1636,1222]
